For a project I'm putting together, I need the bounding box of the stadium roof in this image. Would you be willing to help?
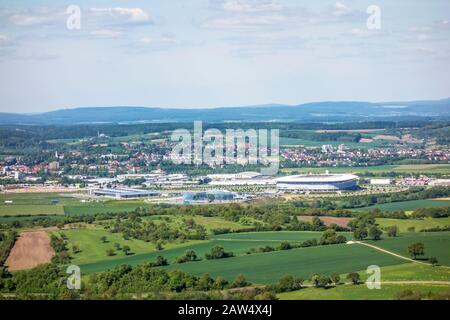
[276,174,358,183]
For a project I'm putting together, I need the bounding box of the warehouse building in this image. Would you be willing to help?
[89,187,159,199]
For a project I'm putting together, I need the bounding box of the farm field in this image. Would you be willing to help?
[5,231,55,271]
[208,231,343,242]
[359,263,450,282]
[355,199,450,212]
[298,216,351,228]
[377,217,450,232]
[0,204,64,216]
[76,231,450,284]
[0,192,82,205]
[162,243,406,284]
[60,228,204,265]
[63,202,151,216]
[0,192,82,216]
[364,232,450,266]
[277,283,450,300]
[77,231,337,274]
[0,192,154,217]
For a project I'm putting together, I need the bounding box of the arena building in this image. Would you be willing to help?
[276,174,358,192]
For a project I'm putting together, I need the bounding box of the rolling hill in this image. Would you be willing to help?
[1,98,449,125]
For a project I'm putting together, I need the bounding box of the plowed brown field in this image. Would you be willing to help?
[5,231,55,271]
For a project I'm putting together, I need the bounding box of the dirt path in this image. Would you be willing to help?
[349,241,450,269]
[349,241,428,265]
[5,231,55,271]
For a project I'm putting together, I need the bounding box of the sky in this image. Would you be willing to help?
[0,0,449,113]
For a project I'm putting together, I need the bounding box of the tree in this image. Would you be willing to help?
[232,274,249,288]
[106,248,115,256]
[114,243,121,250]
[429,257,438,266]
[213,276,229,290]
[184,249,197,261]
[274,275,303,292]
[311,217,325,231]
[317,276,332,288]
[353,228,368,240]
[122,245,131,255]
[100,236,107,243]
[197,273,214,291]
[330,272,341,285]
[278,242,292,250]
[311,274,331,288]
[408,242,425,259]
[368,225,382,240]
[205,246,233,260]
[347,272,360,285]
[155,255,168,266]
[72,244,80,254]
[155,241,163,251]
[387,225,398,237]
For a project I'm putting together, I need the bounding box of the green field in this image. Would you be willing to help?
[60,228,204,265]
[361,263,450,282]
[0,192,81,216]
[209,231,336,242]
[0,192,154,217]
[278,283,450,300]
[365,232,450,266]
[278,256,450,300]
[162,243,406,284]
[281,164,450,175]
[0,192,81,205]
[377,217,450,232]
[76,231,450,285]
[280,138,388,149]
[355,199,450,212]
[0,204,64,216]
[77,231,334,275]
[63,202,150,216]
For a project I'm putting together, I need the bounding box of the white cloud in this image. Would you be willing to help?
[409,26,432,33]
[90,7,151,23]
[9,8,66,27]
[415,47,435,54]
[332,2,352,17]
[214,0,283,13]
[349,28,375,38]
[90,29,123,39]
[202,14,286,29]
[0,34,13,47]
[140,35,180,45]
[10,14,54,26]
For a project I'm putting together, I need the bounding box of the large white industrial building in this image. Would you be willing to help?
[89,187,160,199]
[276,173,359,192]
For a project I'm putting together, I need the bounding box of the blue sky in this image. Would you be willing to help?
[0,0,449,113]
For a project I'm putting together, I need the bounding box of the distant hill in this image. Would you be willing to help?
[1,98,449,125]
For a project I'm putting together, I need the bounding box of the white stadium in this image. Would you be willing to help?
[275,173,359,192]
